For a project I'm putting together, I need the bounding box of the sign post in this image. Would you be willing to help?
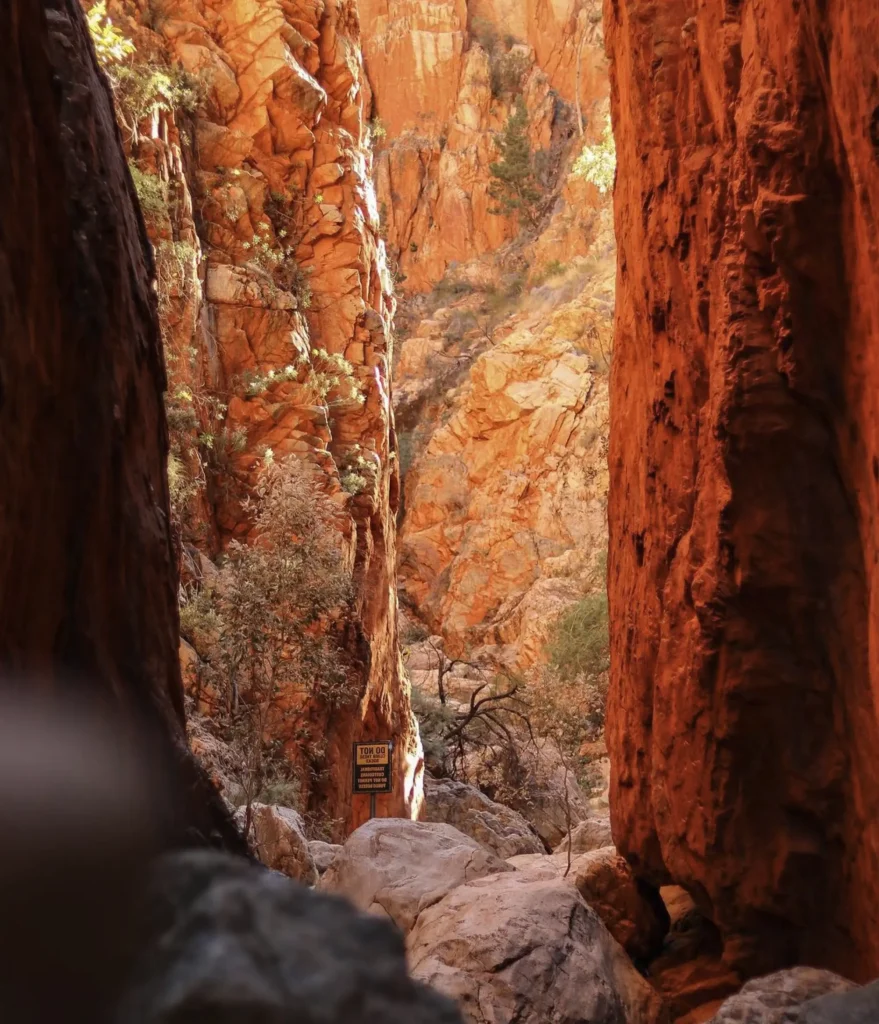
[353,740,393,819]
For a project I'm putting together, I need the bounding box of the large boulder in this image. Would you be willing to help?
[309,841,341,876]
[502,750,592,849]
[508,848,669,960]
[118,850,464,1023]
[554,814,615,855]
[408,873,668,1024]
[421,776,544,858]
[706,968,856,1023]
[234,804,318,886]
[797,979,879,1023]
[320,818,511,932]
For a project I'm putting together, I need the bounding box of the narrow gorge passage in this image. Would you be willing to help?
[3,0,879,1022]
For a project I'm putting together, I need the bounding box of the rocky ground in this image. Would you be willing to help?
[232,778,879,1024]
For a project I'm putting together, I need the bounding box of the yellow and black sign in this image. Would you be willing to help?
[353,741,392,794]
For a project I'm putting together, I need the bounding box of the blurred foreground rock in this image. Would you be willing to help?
[408,872,668,1024]
[705,967,857,1023]
[120,851,464,1024]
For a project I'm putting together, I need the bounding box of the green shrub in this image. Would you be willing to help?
[341,472,368,495]
[488,98,544,227]
[547,593,609,682]
[572,116,616,195]
[491,51,530,97]
[470,17,500,54]
[531,260,567,287]
[129,163,169,219]
[410,685,456,772]
[86,1,134,65]
[115,61,204,125]
[368,117,388,147]
[182,460,356,817]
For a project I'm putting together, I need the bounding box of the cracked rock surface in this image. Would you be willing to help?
[319,818,511,933]
[407,872,668,1024]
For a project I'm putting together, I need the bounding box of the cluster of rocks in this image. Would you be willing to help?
[213,778,879,1024]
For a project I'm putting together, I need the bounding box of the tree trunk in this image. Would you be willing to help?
[0,0,244,855]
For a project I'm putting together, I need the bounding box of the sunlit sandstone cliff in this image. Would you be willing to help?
[360,0,607,290]
[361,0,614,674]
[107,0,421,827]
[606,0,879,982]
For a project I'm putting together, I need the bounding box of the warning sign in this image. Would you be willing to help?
[353,741,392,793]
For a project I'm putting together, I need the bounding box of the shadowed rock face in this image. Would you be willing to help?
[0,0,241,853]
[121,851,465,1024]
[605,0,879,979]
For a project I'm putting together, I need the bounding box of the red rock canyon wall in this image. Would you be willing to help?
[606,0,879,981]
[109,0,421,828]
[0,0,241,851]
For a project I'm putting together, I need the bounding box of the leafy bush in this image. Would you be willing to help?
[410,685,456,772]
[184,460,356,817]
[87,4,205,139]
[368,118,388,148]
[491,51,530,97]
[241,349,363,406]
[86,1,134,64]
[129,163,169,219]
[572,116,616,195]
[470,17,500,54]
[528,591,611,766]
[531,260,567,287]
[547,593,610,681]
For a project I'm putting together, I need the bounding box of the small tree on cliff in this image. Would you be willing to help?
[488,97,544,227]
[182,459,357,836]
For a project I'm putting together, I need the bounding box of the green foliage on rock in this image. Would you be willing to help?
[86,1,134,64]
[572,116,616,195]
[129,163,169,218]
[547,593,610,682]
[488,98,544,227]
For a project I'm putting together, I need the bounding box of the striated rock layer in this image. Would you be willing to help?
[113,0,421,827]
[605,0,879,980]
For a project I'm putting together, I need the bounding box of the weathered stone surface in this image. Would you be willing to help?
[421,776,544,858]
[398,280,613,671]
[309,841,341,876]
[797,980,879,1024]
[320,818,511,932]
[649,887,740,1020]
[234,804,317,885]
[509,847,669,960]
[408,872,668,1024]
[119,850,464,1023]
[705,968,856,1023]
[554,814,615,855]
[111,0,422,830]
[361,0,607,290]
[605,0,879,977]
[0,0,240,854]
